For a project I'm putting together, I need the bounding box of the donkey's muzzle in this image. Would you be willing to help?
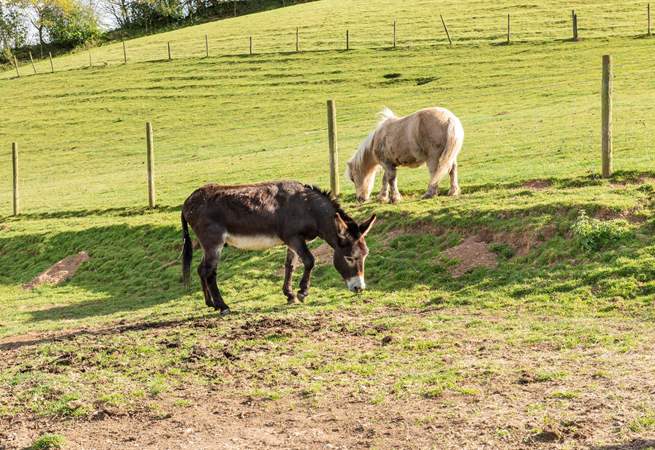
[347,276,366,293]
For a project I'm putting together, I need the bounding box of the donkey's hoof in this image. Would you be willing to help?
[297,292,308,302]
[287,296,301,305]
[220,308,231,316]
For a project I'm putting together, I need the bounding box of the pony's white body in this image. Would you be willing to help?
[346,107,464,202]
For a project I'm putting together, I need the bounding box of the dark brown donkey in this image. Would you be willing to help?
[181,181,376,315]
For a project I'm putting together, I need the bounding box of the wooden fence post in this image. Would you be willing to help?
[296,27,300,52]
[393,19,397,48]
[346,29,350,50]
[601,55,613,178]
[440,15,453,46]
[13,56,20,78]
[28,51,36,74]
[168,42,172,61]
[327,100,340,197]
[12,143,19,216]
[507,14,511,44]
[49,52,54,73]
[649,3,652,36]
[249,36,253,55]
[88,49,92,67]
[572,10,579,41]
[205,34,209,57]
[146,122,156,208]
[123,40,127,63]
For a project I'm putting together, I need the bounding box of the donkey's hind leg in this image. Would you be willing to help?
[198,231,230,315]
[283,248,300,305]
[197,257,213,308]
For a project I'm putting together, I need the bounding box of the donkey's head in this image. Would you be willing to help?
[332,212,377,292]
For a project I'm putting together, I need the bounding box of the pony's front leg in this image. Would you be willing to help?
[283,248,300,304]
[288,239,315,302]
[378,170,390,203]
[387,165,402,204]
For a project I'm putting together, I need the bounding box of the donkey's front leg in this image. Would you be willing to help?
[288,239,315,302]
[283,248,300,305]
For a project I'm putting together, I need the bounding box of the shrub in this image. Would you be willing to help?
[571,210,632,251]
[30,434,65,450]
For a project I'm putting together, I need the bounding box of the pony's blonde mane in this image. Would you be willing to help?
[345,107,398,198]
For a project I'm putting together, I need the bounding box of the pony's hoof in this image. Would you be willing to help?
[220,308,231,316]
[377,195,389,203]
[448,188,461,196]
[421,192,435,200]
[390,195,403,204]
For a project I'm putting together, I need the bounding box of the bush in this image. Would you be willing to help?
[45,1,100,48]
[571,210,632,251]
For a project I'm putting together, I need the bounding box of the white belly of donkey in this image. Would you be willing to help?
[225,233,283,250]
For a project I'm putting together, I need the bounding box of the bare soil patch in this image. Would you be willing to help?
[443,236,498,277]
[522,179,553,190]
[23,251,90,290]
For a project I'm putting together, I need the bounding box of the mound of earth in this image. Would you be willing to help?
[23,251,90,290]
[443,237,497,278]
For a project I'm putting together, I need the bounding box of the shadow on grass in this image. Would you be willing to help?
[591,440,655,450]
[2,171,655,325]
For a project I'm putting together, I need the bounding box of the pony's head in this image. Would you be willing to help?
[346,133,378,202]
[346,107,397,202]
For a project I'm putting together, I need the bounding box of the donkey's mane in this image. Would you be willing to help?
[305,184,359,231]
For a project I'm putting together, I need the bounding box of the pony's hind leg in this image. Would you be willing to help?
[283,248,299,304]
[448,161,461,196]
[423,156,442,199]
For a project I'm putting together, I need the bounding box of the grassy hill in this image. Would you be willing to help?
[2,0,655,448]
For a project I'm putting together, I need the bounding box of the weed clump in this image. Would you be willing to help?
[30,434,66,450]
[571,210,632,251]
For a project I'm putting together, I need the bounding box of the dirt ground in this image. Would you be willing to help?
[2,311,655,450]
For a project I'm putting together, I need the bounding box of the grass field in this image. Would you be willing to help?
[2,0,655,448]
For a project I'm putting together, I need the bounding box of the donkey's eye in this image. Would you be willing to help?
[345,256,355,264]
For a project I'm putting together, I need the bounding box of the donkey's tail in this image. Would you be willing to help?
[181,211,193,289]
[432,114,465,186]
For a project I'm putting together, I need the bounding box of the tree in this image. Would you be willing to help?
[0,2,28,54]
[44,0,100,47]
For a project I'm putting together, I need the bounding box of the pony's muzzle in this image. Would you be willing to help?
[347,276,366,293]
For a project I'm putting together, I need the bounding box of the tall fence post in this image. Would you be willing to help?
[88,49,93,68]
[346,29,350,50]
[28,51,36,74]
[48,52,54,73]
[296,27,300,52]
[13,56,20,78]
[205,34,209,57]
[123,40,127,64]
[601,55,613,178]
[572,10,579,41]
[507,14,511,44]
[327,100,340,197]
[440,15,453,46]
[393,19,397,48]
[167,42,172,61]
[249,36,253,55]
[146,122,156,208]
[12,143,19,216]
[649,3,652,36]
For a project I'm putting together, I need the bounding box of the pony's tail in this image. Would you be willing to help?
[181,211,193,289]
[432,115,465,186]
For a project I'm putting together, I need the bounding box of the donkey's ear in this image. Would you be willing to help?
[335,212,349,238]
[359,214,377,238]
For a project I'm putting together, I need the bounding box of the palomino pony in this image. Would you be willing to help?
[181,181,376,315]
[346,107,464,203]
